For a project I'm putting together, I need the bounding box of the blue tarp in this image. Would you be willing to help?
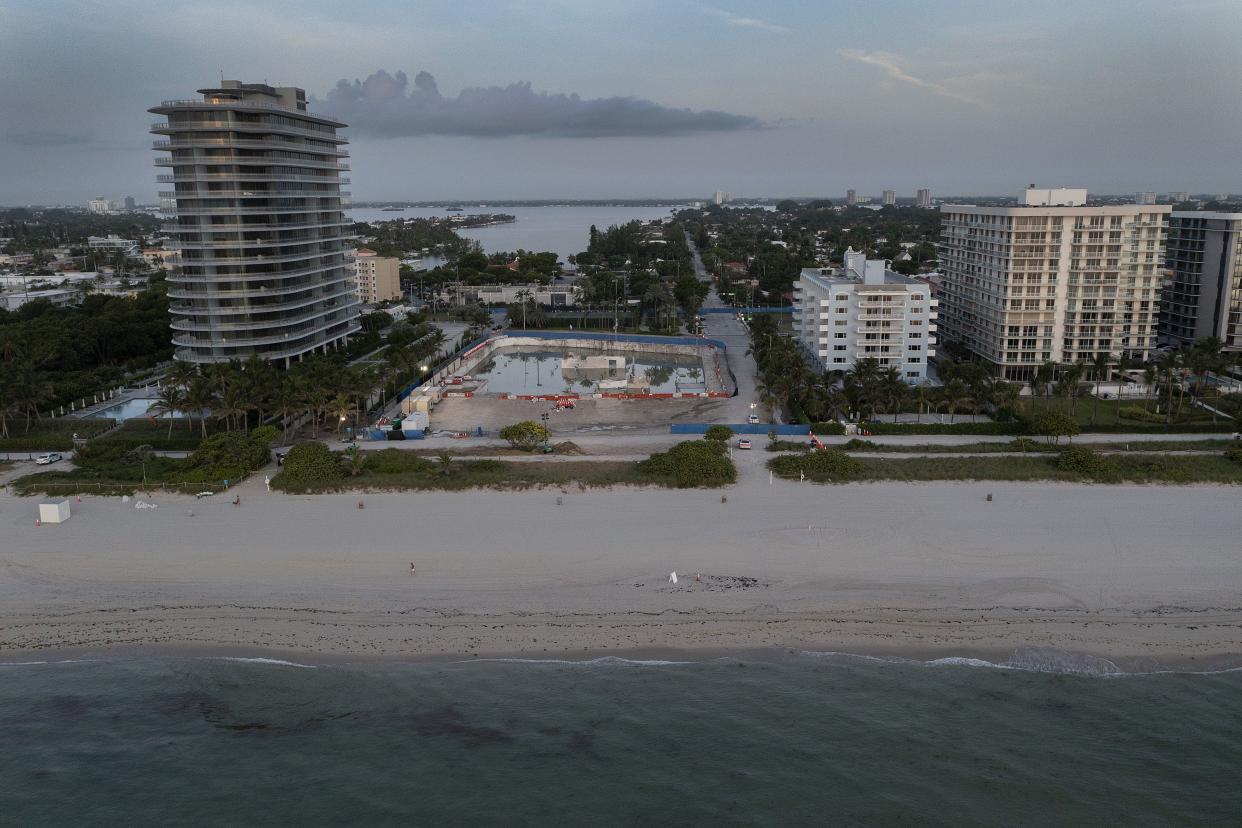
[670,423,810,436]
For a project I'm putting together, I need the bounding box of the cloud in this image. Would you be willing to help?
[839,50,983,106]
[316,70,765,139]
[3,129,92,147]
[704,7,790,34]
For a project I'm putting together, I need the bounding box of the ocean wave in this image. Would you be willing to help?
[207,657,319,669]
[798,649,1242,678]
[0,659,98,667]
[450,656,695,667]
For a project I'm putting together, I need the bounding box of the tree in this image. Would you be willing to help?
[151,383,187,438]
[1028,409,1080,444]
[704,424,734,442]
[939,379,973,424]
[499,420,551,451]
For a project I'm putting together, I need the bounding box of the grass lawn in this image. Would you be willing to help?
[1018,396,1217,427]
[97,418,226,451]
[770,452,1242,484]
[768,438,1238,455]
[0,417,115,452]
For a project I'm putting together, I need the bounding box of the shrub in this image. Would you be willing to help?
[766,439,811,452]
[770,449,863,480]
[704,424,734,442]
[362,448,434,475]
[1224,448,1242,464]
[638,440,736,488]
[811,421,845,435]
[1055,446,1119,481]
[499,420,551,451]
[1117,405,1165,423]
[842,438,878,451]
[1027,410,1080,443]
[277,442,344,487]
[180,429,274,484]
[1009,437,1040,452]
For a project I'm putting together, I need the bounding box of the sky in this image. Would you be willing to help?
[1,0,1241,204]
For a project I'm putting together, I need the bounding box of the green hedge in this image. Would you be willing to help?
[810,421,846,435]
[858,421,1024,435]
[637,440,736,488]
[0,417,115,452]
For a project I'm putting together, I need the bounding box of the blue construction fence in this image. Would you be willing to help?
[670,423,810,436]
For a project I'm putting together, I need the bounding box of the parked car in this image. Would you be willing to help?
[747,413,760,424]
[34,453,63,465]
[737,439,752,450]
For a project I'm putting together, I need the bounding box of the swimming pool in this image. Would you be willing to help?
[90,398,186,419]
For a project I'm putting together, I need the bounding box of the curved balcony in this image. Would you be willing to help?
[158,173,349,185]
[167,276,356,301]
[152,120,347,144]
[155,156,350,171]
[167,261,347,285]
[163,219,351,235]
[172,233,352,251]
[167,285,357,314]
[166,204,348,216]
[176,247,349,267]
[161,189,350,200]
[170,303,356,332]
[153,138,348,157]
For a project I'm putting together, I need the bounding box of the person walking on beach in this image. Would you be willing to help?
[264,475,271,492]
[232,494,240,507]
[409,562,416,576]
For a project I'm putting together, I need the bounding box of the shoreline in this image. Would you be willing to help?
[5,638,1241,676]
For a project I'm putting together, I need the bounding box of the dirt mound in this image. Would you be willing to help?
[552,441,587,455]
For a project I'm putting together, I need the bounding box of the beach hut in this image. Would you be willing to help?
[39,501,72,524]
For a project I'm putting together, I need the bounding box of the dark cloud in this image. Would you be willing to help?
[4,129,92,146]
[316,70,763,138]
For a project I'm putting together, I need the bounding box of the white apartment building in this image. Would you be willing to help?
[793,248,938,382]
[87,197,111,214]
[882,189,896,206]
[938,188,1168,381]
[87,235,141,258]
[917,188,932,208]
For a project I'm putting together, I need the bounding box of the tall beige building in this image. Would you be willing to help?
[938,187,1168,381]
[353,248,401,303]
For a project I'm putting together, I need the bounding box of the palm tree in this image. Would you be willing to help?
[270,377,300,443]
[151,383,187,438]
[183,375,216,438]
[329,393,357,433]
[881,367,908,423]
[940,379,973,424]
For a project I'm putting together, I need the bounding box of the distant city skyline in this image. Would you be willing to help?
[2,0,1241,203]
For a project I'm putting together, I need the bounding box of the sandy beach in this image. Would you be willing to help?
[2,459,1241,668]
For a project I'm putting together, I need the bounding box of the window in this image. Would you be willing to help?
[909,332,921,338]
[906,371,920,378]
[907,357,920,363]
[834,332,847,339]
[835,319,847,326]
[834,345,847,351]
[836,307,847,314]
[908,344,921,351]
[835,293,849,301]
[833,357,847,364]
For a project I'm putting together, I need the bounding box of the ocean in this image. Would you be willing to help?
[349,205,684,262]
[3,652,1240,825]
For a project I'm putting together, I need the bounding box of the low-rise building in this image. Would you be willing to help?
[793,248,938,382]
[353,248,402,304]
[87,235,141,258]
[440,283,579,307]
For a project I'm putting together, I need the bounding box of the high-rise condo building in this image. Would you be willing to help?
[793,248,938,382]
[917,188,932,208]
[882,190,896,206]
[151,80,359,366]
[1159,212,1242,352]
[1135,192,1157,205]
[937,187,1168,381]
[846,189,857,206]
